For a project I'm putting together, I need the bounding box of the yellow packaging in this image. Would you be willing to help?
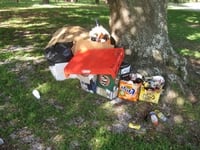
[118,80,141,102]
[139,85,162,104]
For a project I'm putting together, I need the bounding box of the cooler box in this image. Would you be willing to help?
[64,48,124,78]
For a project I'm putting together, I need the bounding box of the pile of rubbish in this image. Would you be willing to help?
[44,22,165,104]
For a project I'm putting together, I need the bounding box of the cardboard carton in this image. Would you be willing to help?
[64,48,124,78]
[118,80,141,102]
[96,86,118,100]
[139,85,162,104]
[78,75,97,93]
[96,75,119,99]
[46,26,90,49]
[73,39,114,54]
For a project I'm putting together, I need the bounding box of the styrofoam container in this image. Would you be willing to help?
[49,63,77,81]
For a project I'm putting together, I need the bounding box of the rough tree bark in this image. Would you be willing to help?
[108,0,197,103]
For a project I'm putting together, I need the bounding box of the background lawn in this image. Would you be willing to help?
[0,0,200,149]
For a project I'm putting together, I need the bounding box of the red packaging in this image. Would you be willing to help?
[64,48,124,78]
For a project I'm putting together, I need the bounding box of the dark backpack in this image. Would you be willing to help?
[44,42,74,65]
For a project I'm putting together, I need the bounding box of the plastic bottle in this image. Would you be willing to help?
[149,111,158,126]
[155,110,167,122]
[32,89,40,99]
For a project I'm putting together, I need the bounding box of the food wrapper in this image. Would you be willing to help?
[118,80,141,101]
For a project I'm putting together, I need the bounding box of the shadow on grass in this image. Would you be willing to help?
[168,10,200,59]
[0,3,200,149]
[0,5,109,49]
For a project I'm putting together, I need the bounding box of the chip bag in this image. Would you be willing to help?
[118,80,141,101]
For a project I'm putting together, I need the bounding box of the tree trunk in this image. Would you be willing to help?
[42,0,49,4]
[95,0,100,4]
[108,0,197,103]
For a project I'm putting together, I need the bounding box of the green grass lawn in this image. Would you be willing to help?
[0,1,200,149]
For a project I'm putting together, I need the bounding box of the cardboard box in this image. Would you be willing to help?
[64,48,124,78]
[139,85,162,104]
[78,75,97,93]
[96,75,119,91]
[118,80,141,102]
[96,74,119,99]
[73,39,114,54]
[49,63,77,81]
[96,86,118,100]
[46,26,90,49]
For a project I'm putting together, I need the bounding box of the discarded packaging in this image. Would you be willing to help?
[44,24,166,103]
[118,80,141,101]
[96,87,118,100]
[130,73,144,85]
[45,26,90,49]
[73,39,114,54]
[128,122,141,130]
[96,75,119,99]
[89,24,110,43]
[32,89,40,99]
[78,75,97,93]
[150,111,158,126]
[119,61,132,80]
[143,75,165,89]
[155,110,167,122]
[139,85,162,104]
[64,48,124,78]
[97,75,119,91]
[49,63,77,81]
[44,42,74,66]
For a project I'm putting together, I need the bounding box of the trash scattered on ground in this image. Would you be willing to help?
[154,110,167,122]
[44,22,165,103]
[32,89,40,99]
[44,21,167,135]
[128,122,141,130]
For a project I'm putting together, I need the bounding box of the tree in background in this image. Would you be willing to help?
[42,0,49,4]
[108,0,196,103]
[95,0,100,4]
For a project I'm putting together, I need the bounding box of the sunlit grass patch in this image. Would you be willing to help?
[168,10,200,61]
[179,48,200,58]
[187,32,200,41]
[0,2,200,149]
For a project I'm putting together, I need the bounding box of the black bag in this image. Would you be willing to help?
[44,42,74,65]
